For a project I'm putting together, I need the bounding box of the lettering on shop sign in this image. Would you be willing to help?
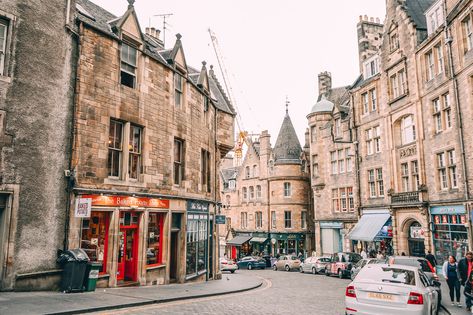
[187,200,209,212]
[75,198,92,218]
[81,195,170,209]
[399,145,416,159]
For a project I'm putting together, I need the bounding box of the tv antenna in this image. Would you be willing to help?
[150,13,173,47]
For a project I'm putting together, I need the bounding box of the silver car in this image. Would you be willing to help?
[299,256,331,274]
[345,264,440,315]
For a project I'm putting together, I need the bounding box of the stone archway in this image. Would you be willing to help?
[399,217,425,257]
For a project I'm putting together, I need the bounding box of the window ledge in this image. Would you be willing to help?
[388,93,408,105]
[185,270,207,281]
[146,264,166,271]
[104,177,146,188]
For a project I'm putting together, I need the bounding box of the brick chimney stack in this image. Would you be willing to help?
[318,72,332,96]
[145,27,161,41]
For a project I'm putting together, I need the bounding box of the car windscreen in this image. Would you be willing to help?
[291,256,298,260]
[394,258,431,272]
[359,267,416,286]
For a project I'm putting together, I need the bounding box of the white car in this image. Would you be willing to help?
[345,264,439,315]
[219,258,237,273]
[299,256,331,274]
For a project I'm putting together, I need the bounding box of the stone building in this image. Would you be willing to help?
[0,0,75,290]
[68,0,234,287]
[220,110,312,259]
[310,0,473,266]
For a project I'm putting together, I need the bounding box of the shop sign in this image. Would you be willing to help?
[75,198,92,218]
[82,195,169,209]
[187,200,209,212]
[215,215,226,224]
[320,221,343,229]
[410,226,426,239]
[430,205,465,215]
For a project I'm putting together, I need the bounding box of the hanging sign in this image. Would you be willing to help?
[215,215,226,224]
[75,198,92,218]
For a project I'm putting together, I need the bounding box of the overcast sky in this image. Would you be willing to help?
[91,0,386,145]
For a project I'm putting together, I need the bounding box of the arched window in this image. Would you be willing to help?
[249,186,255,199]
[401,115,416,145]
[256,185,262,199]
[245,166,250,179]
[253,165,258,177]
[242,187,248,200]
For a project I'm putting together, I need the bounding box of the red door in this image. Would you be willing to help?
[117,212,140,282]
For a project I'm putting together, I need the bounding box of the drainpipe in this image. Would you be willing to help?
[443,0,471,249]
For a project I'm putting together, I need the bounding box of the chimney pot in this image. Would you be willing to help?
[376,17,380,23]
[145,27,150,35]
[370,17,374,22]
[364,15,368,21]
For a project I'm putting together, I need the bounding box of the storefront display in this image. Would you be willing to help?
[146,213,165,266]
[431,205,468,265]
[80,211,110,273]
[186,201,209,278]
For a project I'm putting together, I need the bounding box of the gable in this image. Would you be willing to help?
[174,46,187,70]
[121,11,142,43]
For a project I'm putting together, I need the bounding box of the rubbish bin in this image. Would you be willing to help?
[57,248,89,293]
[83,261,102,292]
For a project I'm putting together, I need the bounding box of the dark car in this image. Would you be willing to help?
[325,252,362,279]
[236,256,266,270]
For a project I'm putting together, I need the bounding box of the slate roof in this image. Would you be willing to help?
[404,0,435,30]
[221,168,238,183]
[273,113,302,165]
[76,0,119,39]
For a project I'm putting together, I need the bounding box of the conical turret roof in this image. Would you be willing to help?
[273,113,302,165]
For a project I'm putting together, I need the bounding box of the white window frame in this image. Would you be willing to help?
[283,182,292,197]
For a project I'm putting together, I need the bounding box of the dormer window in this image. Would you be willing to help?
[120,43,137,88]
[426,1,444,35]
[363,55,379,79]
[389,31,399,52]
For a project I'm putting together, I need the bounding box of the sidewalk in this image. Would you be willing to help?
[440,279,468,315]
[0,273,263,315]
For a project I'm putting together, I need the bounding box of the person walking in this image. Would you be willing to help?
[442,255,461,307]
[459,251,473,311]
[426,251,437,267]
[360,249,367,259]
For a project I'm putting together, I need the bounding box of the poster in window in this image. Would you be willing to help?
[452,215,457,224]
[442,215,448,224]
[75,198,92,218]
[461,215,466,224]
[434,215,440,224]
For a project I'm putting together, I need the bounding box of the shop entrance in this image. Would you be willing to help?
[169,213,181,282]
[117,212,139,283]
[408,221,425,257]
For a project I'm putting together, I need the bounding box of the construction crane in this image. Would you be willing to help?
[208,29,248,165]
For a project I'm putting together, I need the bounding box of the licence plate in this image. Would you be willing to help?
[367,292,394,300]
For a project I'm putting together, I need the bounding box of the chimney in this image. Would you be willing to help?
[318,72,332,96]
[145,26,161,41]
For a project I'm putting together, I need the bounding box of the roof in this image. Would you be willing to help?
[272,113,302,165]
[220,168,238,182]
[404,0,435,30]
[76,0,119,39]
[310,96,334,114]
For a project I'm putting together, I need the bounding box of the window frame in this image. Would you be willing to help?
[283,182,292,197]
[0,18,9,76]
[284,210,292,229]
[174,138,184,185]
[120,42,138,88]
[108,119,123,178]
[128,124,142,180]
[146,212,165,267]
[174,73,184,107]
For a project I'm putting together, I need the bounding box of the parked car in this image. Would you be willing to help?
[387,256,439,282]
[299,256,331,274]
[325,252,362,279]
[273,255,301,271]
[345,263,440,315]
[350,258,382,280]
[236,256,266,270]
[219,258,237,273]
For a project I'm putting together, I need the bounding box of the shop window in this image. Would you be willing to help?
[432,212,468,266]
[147,213,165,266]
[108,120,123,178]
[201,149,211,193]
[80,212,110,273]
[120,43,137,88]
[174,138,184,185]
[128,125,142,180]
[186,214,208,277]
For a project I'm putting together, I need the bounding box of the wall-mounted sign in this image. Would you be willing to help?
[81,195,169,209]
[410,226,426,239]
[215,215,226,224]
[187,200,209,212]
[75,197,92,218]
[430,205,465,215]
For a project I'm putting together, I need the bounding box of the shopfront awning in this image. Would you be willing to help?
[226,235,252,246]
[348,213,391,242]
[249,237,268,243]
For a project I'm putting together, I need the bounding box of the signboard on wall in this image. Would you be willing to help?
[215,215,226,224]
[81,195,169,209]
[75,198,92,218]
[410,226,426,239]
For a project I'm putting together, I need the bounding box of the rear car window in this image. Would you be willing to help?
[359,266,416,286]
[393,258,431,272]
[319,258,330,263]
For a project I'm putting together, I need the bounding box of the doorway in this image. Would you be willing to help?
[0,195,7,287]
[170,231,179,281]
[117,212,139,283]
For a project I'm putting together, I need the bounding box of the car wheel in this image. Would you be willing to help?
[312,267,316,275]
[338,269,344,279]
[299,266,304,273]
[273,265,277,271]
[248,264,253,270]
[230,270,235,273]
[325,267,331,276]
[285,265,290,272]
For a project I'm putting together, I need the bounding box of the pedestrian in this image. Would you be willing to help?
[426,250,437,267]
[459,251,473,311]
[360,249,367,259]
[376,251,384,260]
[442,255,461,307]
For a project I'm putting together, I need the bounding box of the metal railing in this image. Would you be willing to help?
[390,191,419,204]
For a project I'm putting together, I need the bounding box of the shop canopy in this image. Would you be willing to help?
[348,213,391,242]
[226,235,252,246]
[249,237,268,243]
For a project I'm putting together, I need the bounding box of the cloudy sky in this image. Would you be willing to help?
[91,0,386,144]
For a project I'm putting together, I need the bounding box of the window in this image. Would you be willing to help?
[147,213,165,266]
[370,89,377,111]
[201,149,211,193]
[436,149,457,190]
[330,151,337,174]
[433,98,442,133]
[338,149,345,173]
[362,92,369,114]
[174,73,183,106]
[401,116,416,145]
[120,43,137,88]
[242,187,248,200]
[301,211,307,229]
[128,125,142,180]
[271,211,276,229]
[376,168,384,196]
[312,154,319,178]
[284,211,292,228]
[186,213,208,276]
[311,126,317,143]
[438,152,448,189]
[245,166,250,179]
[0,19,8,76]
[365,126,380,155]
[332,187,354,212]
[255,211,262,229]
[463,16,473,52]
[284,182,291,197]
[390,31,399,52]
[241,212,248,229]
[368,170,376,198]
[436,45,444,75]
[426,50,434,81]
[80,212,110,273]
[108,120,123,177]
[428,5,443,35]
[253,165,258,177]
[448,150,458,188]
[346,148,352,172]
[174,139,184,185]
[256,185,262,199]
[334,118,341,137]
[433,94,452,133]
[444,93,452,128]
[249,186,255,199]
[364,56,379,78]
[401,163,409,192]
[390,69,407,99]
[374,126,381,153]
[411,160,420,191]
[366,129,373,155]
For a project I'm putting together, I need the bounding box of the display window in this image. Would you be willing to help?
[80,211,110,273]
[186,214,208,277]
[147,212,165,266]
[432,214,468,265]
